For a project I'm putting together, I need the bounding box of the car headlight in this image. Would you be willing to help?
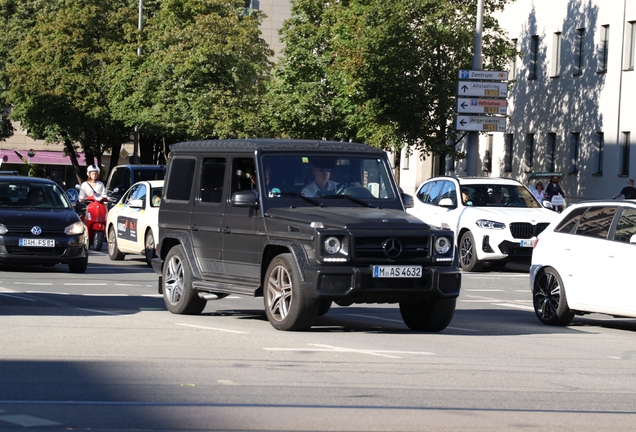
[435,236,452,254]
[324,236,341,254]
[476,219,505,229]
[65,222,85,235]
[0,224,6,235]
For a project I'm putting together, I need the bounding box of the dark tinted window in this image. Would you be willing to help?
[575,206,617,239]
[614,207,636,243]
[134,168,165,183]
[232,158,257,194]
[426,181,444,205]
[416,182,432,203]
[110,167,130,191]
[200,158,225,203]
[165,158,195,201]
[554,206,588,233]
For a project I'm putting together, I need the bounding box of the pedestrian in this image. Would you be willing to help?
[612,179,636,200]
[533,181,545,202]
[544,176,566,212]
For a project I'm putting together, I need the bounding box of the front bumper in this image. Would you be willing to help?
[0,234,88,265]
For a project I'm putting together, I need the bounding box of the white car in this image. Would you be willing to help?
[407,176,557,271]
[530,200,636,326]
[106,180,163,266]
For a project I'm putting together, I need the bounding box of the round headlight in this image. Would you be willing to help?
[64,222,85,235]
[0,224,7,235]
[324,236,341,254]
[435,236,451,254]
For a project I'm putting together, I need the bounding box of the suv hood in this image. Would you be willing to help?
[265,207,432,230]
[0,208,80,228]
[460,206,557,223]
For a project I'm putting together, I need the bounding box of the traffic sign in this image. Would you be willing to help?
[456,115,506,132]
[457,81,507,98]
[457,98,507,114]
[458,70,509,81]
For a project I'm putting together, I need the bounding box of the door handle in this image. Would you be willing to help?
[191,225,198,231]
[223,227,231,233]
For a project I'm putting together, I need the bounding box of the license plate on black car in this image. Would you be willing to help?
[20,238,55,247]
[372,265,422,278]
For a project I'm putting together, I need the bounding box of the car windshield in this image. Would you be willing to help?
[261,154,397,203]
[461,184,540,208]
[0,180,71,209]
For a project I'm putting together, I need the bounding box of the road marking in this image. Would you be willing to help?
[76,308,123,316]
[176,323,248,334]
[142,294,163,298]
[0,414,60,427]
[13,282,52,286]
[218,380,237,385]
[493,303,534,311]
[465,289,504,292]
[115,283,145,287]
[64,283,107,286]
[344,313,403,323]
[447,326,481,332]
[26,291,69,295]
[82,293,128,297]
[263,343,434,359]
[460,299,505,302]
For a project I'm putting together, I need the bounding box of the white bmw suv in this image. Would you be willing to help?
[407,176,557,272]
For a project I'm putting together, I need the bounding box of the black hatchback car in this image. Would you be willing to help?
[0,176,89,273]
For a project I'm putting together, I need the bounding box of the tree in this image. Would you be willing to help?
[267,0,515,173]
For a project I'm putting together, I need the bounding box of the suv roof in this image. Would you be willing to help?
[170,139,385,154]
[427,176,524,186]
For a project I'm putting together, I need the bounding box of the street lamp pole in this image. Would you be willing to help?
[465,0,484,176]
[132,0,143,165]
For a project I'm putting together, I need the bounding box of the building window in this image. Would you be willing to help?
[594,132,604,175]
[525,133,534,172]
[598,25,609,73]
[551,32,562,77]
[569,132,580,174]
[483,134,493,172]
[626,21,636,70]
[548,133,557,172]
[504,134,513,172]
[621,132,631,176]
[528,35,539,80]
[510,39,518,80]
[573,28,585,76]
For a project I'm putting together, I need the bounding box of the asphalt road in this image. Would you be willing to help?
[1,252,636,431]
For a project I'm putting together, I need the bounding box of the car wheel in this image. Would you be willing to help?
[264,253,318,331]
[317,299,332,316]
[533,267,574,326]
[108,227,125,261]
[93,231,104,252]
[399,297,456,332]
[163,245,207,315]
[144,230,155,267]
[68,256,88,274]
[459,231,484,272]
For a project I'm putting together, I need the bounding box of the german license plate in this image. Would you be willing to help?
[19,238,55,247]
[372,265,422,278]
[520,239,534,247]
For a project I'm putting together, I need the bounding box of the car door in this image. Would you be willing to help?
[603,205,636,313]
[114,183,147,253]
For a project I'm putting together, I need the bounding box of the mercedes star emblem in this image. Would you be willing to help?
[382,238,402,258]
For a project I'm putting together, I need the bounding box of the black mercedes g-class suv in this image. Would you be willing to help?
[152,139,461,331]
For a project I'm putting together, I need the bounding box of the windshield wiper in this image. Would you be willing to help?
[323,194,374,208]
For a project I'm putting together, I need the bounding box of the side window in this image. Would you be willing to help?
[110,168,126,190]
[200,158,225,203]
[232,158,257,194]
[165,158,195,201]
[131,184,147,204]
[554,206,588,233]
[575,206,617,239]
[427,181,444,205]
[123,184,140,205]
[440,181,457,206]
[613,207,636,243]
[416,182,432,204]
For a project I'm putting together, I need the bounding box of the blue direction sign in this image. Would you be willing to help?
[458,70,509,80]
[457,98,507,114]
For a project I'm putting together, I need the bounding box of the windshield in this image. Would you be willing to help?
[261,154,396,203]
[461,184,540,208]
[0,180,72,209]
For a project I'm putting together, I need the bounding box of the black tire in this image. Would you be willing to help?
[459,231,484,272]
[317,299,332,316]
[264,253,318,331]
[144,230,155,267]
[108,227,125,261]
[68,256,88,274]
[532,267,574,326]
[163,245,207,315]
[399,297,456,332]
[93,231,104,252]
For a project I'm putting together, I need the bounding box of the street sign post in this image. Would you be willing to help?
[458,69,509,81]
[455,115,506,132]
[457,80,507,98]
[456,98,507,114]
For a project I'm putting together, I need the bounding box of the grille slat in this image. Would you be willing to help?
[510,222,551,239]
[353,236,430,260]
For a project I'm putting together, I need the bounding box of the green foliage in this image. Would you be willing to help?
[267,0,515,159]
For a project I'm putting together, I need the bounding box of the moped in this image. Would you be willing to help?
[82,195,109,251]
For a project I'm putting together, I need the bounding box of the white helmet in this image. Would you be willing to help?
[87,164,100,175]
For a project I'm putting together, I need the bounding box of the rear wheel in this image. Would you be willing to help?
[93,231,104,252]
[264,253,318,331]
[532,267,574,325]
[459,231,484,272]
[163,245,207,315]
[399,297,456,332]
[144,230,155,267]
[108,227,125,261]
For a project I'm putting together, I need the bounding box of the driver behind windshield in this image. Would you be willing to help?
[301,159,338,197]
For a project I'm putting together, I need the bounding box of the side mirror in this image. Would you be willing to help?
[438,197,456,208]
[401,193,414,209]
[129,199,144,209]
[231,190,259,208]
[542,200,553,209]
[630,234,636,245]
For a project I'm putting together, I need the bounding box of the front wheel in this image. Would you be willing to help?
[108,227,125,261]
[163,245,207,315]
[533,267,574,325]
[264,253,318,331]
[399,297,456,332]
[459,231,484,272]
[144,230,156,267]
[93,231,104,252]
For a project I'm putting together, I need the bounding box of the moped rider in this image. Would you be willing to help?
[79,165,106,202]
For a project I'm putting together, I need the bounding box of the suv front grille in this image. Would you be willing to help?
[510,222,551,239]
[353,235,430,260]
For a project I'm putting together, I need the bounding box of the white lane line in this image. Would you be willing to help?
[176,323,248,334]
[446,326,481,332]
[493,303,534,311]
[76,308,123,316]
[0,414,61,427]
[0,293,36,302]
[344,313,403,323]
[64,283,107,286]
[218,380,237,386]
[0,287,14,292]
[264,343,434,359]
[141,294,163,298]
[26,291,69,295]
[460,299,504,302]
[464,289,503,292]
[115,283,145,287]
[13,282,52,286]
[82,294,128,297]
